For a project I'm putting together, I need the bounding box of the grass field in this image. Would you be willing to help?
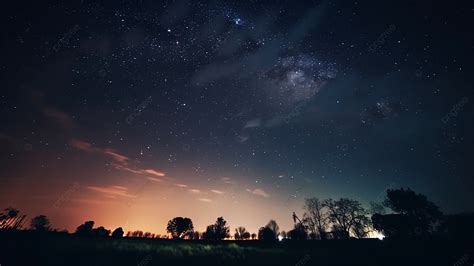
[0,231,472,266]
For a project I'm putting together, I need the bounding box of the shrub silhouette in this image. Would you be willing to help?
[112,227,124,238]
[75,221,94,235]
[258,220,279,241]
[30,215,51,231]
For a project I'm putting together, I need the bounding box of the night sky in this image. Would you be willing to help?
[0,0,473,235]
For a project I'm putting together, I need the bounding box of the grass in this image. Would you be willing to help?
[0,230,471,266]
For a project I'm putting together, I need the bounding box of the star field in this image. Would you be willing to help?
[0,0,473,234]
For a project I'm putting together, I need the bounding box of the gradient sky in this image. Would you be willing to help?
[0,0,473,235]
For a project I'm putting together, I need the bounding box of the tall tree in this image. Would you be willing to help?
[203,217,230,240]
[166,217,194,239]
[373,188,442,238]
[325,198,370,239]
[30,215,51,231]
[303,197,329,240]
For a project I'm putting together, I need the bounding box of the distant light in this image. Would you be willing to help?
[278,235,284,241]
[369,231,385,240]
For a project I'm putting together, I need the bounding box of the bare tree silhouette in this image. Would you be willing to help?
[325,198,370,239]
[303,198,329,240]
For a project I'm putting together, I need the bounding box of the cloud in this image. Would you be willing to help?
[237,135,249,143]
[189,189,201,194]
[147,177,162,182]
[42,107,76,129]
[221,177,236,184]
[70,139,93,151]
[211,189,224,195]
[243,118,261,129]
[143,169,165,177]
[103,149,129,163]
[71,139,167,180]
[70,139,130,164]
[176,184,188,188]
[246,188,270,198]
[199,198,212,203]
[87,185,136,198]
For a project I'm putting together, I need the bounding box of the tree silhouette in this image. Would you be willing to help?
[75,221,94,235]
[288,222,308,240]
[251,233,257,240]
[189,231,201,240]
[325,198,370,239]
[30,215,51,231]
[92,226,110,237]
[372,188,442,238]
[303,197,329,240]
[112,227,124,238]
[258,220,279,241]
[166,217,194,239]
[234,226,249,240]
[130,230,144,237]
[203,217,230,240]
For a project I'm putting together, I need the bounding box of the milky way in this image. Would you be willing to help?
[261,54,337,107]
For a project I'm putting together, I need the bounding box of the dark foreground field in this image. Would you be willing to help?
[0,231,472,266]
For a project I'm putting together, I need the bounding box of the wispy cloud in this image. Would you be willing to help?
[211,189,224,195]
[189,189,201,194]
[143,169,165,177]
[199,198,212,203]
[71,139,167,180]
[115,165,167,180]
[176,184,188,188]
[87,185,136,198]
[247,188,270,198]
[221,177,236,184]
[237,135,249,143]
[243,118,261,129]
[103,149,129,163]
[42,107,76,129]
[71,139,130,164]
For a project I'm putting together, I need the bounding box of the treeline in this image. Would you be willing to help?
[1,188,472,241]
